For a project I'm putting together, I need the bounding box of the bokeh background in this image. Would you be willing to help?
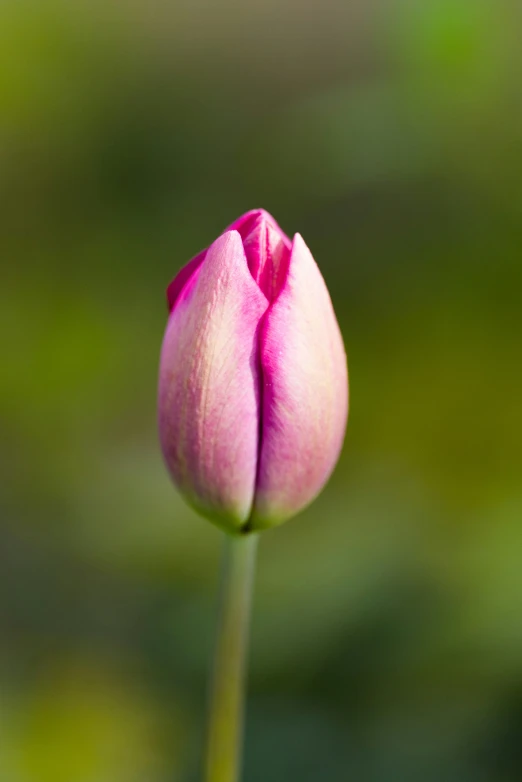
[2,0,522,779]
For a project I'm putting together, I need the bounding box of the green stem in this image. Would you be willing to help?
[205,533,258,782]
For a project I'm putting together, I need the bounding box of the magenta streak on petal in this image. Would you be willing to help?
[226,209,292,250]
[250,233,348,528]
[227,211,294,528]
[227,210,292,302]
[166,249,207,312]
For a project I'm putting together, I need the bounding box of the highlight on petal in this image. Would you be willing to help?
[250,234,348,529]
[158,231,269,532]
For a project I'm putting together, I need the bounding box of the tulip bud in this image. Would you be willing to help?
[158,209,348,533]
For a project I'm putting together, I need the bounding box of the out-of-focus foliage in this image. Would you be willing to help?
[1,0,522,780]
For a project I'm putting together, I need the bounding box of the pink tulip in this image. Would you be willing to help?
[158,209,348,533]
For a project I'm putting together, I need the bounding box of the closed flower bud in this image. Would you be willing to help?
[158,209,348,533]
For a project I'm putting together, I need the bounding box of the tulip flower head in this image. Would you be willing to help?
[158,209,348,533]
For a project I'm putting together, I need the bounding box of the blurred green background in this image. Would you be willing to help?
[2,0,522,779]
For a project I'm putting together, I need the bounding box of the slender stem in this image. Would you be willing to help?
[205,533,258,782]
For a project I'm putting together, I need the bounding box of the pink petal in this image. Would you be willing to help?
[250,234,348,528]
[158,231,269,531]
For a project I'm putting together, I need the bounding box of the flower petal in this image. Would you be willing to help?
[251,234,348,528]
[158,231,269,531]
